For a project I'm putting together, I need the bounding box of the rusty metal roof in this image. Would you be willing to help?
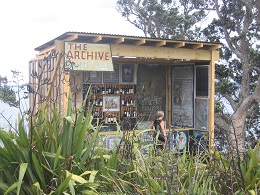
[34,31,221,52]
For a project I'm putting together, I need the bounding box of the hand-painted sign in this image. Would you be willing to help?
[64,42,114,71]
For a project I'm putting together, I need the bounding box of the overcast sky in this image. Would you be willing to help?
[0,0,143,83]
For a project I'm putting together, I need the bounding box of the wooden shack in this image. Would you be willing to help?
[29,32,221,153]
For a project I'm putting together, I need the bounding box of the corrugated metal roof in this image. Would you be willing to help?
[35,31,221,52]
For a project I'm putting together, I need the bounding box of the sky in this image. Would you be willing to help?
[0,0,143,83]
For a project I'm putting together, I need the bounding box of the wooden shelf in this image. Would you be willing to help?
[84,83,137,124]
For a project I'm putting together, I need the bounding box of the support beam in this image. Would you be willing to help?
[91,35,102,43]
[209,50,216,152]
[167,64,172,129]
[64,34,78,42]
[135,39,146,45]
[112,57,182,64]
[191,43,203,49]
[112,37,124,44]
[37,46,55,56]
[172,42,185,48]
[111,44,213,61]
[155,40,166,47]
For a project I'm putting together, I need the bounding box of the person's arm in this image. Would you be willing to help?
[148,121,154,129]
[160,121,167,137]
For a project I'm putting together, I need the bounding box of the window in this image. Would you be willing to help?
[196,66,209,97]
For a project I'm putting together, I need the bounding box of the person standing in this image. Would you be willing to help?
[148,111,167,148]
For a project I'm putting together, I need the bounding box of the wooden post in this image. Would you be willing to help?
[209,51,216,151]
[167,64,172,130]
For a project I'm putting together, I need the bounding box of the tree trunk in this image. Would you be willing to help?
[228,112,247,153]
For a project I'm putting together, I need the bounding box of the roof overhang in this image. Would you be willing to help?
[34,31,221,63]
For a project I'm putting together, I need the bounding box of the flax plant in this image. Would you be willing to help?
[0,93,259,194]
[0,95,101,194]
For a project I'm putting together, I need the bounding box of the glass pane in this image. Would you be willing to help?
[196,66,208,97]
[171,65,194,127]
[136,64,167,125]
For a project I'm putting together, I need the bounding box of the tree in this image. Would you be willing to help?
[204,0,260,152]
[0,75,18,108]
[116,0,208,40]
[116,0,260,152]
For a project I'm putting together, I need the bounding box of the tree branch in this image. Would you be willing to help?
[252,74,260,102]
[223,94,238,111]
[215,113,231,133]
[214,0,242,58]
[234,77,260,116]
[238,0,253,34]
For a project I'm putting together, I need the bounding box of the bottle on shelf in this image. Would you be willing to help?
[107,114,111,123]
[108,85,112,94]
[121,96,125,106]
[129,85,133,94]
[93,108,100,118]
[99,97,103,106]
[123,109,127,117]
[112,85,116,94]
[94,96,98,106]
[130,97,133,106]
[132,109,136,117]
[122,85,125,94]
[84,83,136,125]
[113,115,117,123]
[88,97,93,107]
[126,85,129,94]
[119,86,122,94]
[96,86,100,94]
[106,85,109,94]
[102,85,105,94]
[105,113,118,124]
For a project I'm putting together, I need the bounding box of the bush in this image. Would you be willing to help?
[0,98,259,194]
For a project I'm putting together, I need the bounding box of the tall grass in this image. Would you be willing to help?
[0,96,102,194]
[0,97,259,194]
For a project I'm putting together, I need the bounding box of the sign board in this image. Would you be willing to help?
[136,64,167,121]
[140,130,190,154]
[171,65,194,127]
[64,42,113,71]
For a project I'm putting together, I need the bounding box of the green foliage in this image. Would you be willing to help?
[116,0,207,40]
[215,100,226,115]
[0,75,18,107]
[0,91,259,194]
[212,144,260,194]
[0,98,101,194]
